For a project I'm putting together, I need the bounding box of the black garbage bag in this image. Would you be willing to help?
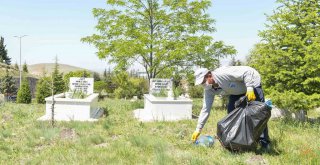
[217,96,271,151]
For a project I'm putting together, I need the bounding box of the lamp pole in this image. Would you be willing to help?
[14,35,27,88]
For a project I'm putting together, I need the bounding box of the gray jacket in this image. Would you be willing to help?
[196,66,261,131]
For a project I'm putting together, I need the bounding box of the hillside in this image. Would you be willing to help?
[0,63,19,77]
[28,63,92,76]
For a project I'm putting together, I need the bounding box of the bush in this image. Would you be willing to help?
[35,77,51,104]
[268,90,320,113]
[16,78,32,104]
[114,87,135,99]
[129,78,148,99]
[94,81,107,93]
[188,85,203,98]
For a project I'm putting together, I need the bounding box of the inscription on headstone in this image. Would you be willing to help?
[149,79,172,93]
[69,77,94,95]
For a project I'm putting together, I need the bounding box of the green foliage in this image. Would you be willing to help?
[129,77,148,99]
[16,78,31,104]
[248,0,320,96]
[35,76,51,104]
[63,70,91,91]
[92,72,101,81]
[94,80,107,93]
[112,71,147,99]
[247,0,320,110]
[0,36,11,65]
[52,57,65,94]
[229,56,242,66]
[0,69,17,100]
[188,85,203,98]
[22,61,28,73]
[70,89,87,99]
[82,0,236,80]
[173,86,183,98]
[269,90,320,113]
[152,89,168,97]
[14,62,19,70]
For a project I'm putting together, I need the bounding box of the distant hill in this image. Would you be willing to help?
[28,63,92,76]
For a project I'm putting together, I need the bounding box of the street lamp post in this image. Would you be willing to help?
[14,35,27,88]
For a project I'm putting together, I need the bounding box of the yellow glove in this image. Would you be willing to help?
[191,131,201,142]
[246,87,256,101]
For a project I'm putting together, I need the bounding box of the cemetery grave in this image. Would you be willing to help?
[133,78,192,122]
[38,77,103,121]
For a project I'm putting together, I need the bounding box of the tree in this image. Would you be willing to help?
[0,69,17,101]
[248,0,320,96]
[16,78,32,104]
[229,57,242,66]
[0,36,11,65]
[93,72,101,81]
[52,57,65,94]
[82,0,236,81]
[247,0,320,111]
[14,62,19,70]
[23,61,28,73]
[35,76,51,104]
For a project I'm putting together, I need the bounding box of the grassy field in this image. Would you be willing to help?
[0,98,319,164]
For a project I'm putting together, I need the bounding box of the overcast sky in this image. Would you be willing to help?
[0,0,277,72]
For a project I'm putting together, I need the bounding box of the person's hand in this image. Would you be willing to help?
[191,131,201,142]
[246,87,256,101]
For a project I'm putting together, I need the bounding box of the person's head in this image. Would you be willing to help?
[194,68,214,85]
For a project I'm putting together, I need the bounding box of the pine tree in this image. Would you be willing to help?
[16,78,31,104]
[0,69,17,101]
[23,61,28,73]
[52,56,65,94]
[103,68,107,80]
[0,37,11,65]
[14,62,19,70]
[35,76,51,104]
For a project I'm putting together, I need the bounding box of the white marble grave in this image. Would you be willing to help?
[38,77,103,121]
[133,78,192,122]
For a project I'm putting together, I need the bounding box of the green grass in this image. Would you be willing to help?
[0,98,319,164]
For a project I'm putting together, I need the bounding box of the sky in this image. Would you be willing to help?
[0,0,277,73]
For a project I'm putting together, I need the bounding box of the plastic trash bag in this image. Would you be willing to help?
[217,96,272,151]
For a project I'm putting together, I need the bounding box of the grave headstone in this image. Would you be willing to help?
[149,78,172,94]
[69,77,94,95]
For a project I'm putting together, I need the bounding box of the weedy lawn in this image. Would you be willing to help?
[0,98,319,164]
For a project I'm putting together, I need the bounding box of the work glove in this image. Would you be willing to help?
[246,87,256,101]
[191,130,201,142]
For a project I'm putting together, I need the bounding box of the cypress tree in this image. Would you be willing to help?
[16,78,32,104]
[35,76,51,104]
[52,56,65,94]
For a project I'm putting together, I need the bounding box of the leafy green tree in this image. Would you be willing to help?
[52,57,65,94]
[247,0,320,110]
[0,36,11,65]
[248,0,320,95]
[0,69,17,101]
[23,61,28,73]
[35,76,51,104]
[82,0,236,80]
[16,78,31,104]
